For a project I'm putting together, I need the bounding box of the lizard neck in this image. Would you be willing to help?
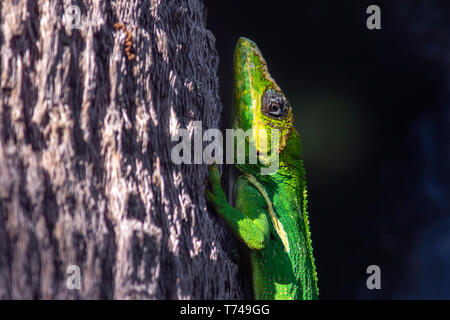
[257,128,306,189]
[278,129,305,180]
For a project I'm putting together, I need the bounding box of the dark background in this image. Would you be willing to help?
[205,0,450,299]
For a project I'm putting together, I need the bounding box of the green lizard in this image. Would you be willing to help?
[205,37,319,300]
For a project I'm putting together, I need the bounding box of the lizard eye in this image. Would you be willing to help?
[261,89,288,118]
[269,102,284,117]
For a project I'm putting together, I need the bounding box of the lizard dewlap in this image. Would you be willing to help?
[206,37,319,300]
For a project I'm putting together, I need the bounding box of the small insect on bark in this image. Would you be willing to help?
[114,23,136,60]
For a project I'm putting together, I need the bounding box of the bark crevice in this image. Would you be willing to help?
[0,0,241,300]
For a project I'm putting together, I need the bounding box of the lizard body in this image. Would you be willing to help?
[205,37,318,300]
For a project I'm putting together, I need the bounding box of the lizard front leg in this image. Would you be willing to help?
[205,164,269,250]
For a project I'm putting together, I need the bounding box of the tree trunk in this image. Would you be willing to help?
[0,0,240,299]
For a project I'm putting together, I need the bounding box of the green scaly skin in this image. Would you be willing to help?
[205,37,318,300]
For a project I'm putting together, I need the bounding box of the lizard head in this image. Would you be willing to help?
[232,37,294,174]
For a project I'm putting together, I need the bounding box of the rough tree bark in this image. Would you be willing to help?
[0,0,241,299]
